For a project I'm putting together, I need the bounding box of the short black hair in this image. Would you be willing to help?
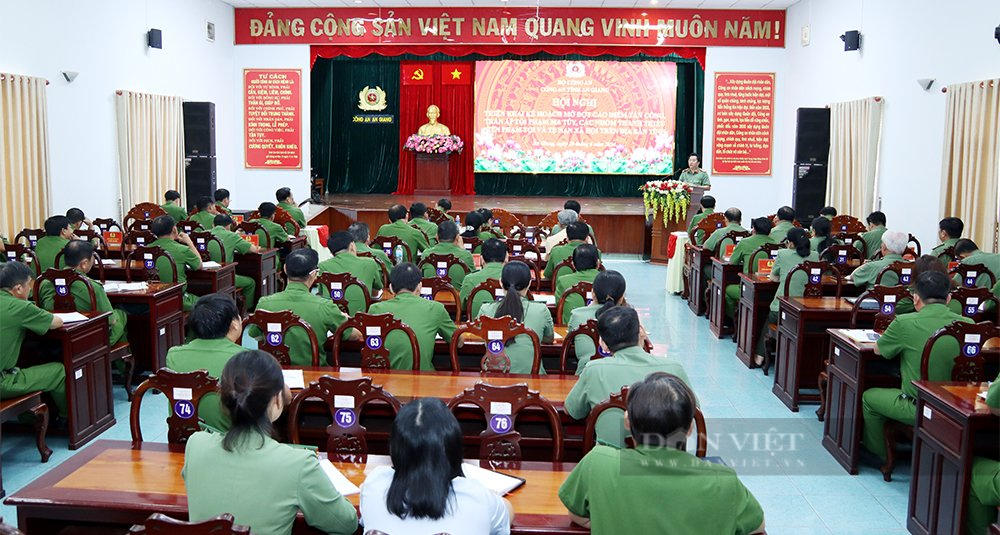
[0,261,34,289]
[388,204,408,222]
[627,372,696,448]
[409,202,428,219]
[284,248,318,279]
[389,262,422,293]
[275,187,292,202]
[436,198,452,211]
[724,207,742,223]
[327,231,354,255]
[214,188,230,203]
[164,190,181,202]
[688,153,700,160]
[195,196,213,212]
[65,208,86,224]
[700,196,716,209]
[597,305,640,351]
[866,211,887,226]
[214,214,233,228]
[566,221,589,241]
[954,238,979,257]
[45,215,72,236]
[347,222,369,243]
[150,215,176,237]
[187,293,240,340]
[939,217,964,239]
[464,211,484,230]
[820,206,838,217]
[437,221,460,243]
[481,238,507,263]
[572,243,599,271]
[751,217,773,236]
[776,206,795,221]
[258,202,277,219]
[563,200,581,214]
[63,240,94,267]
[914,271,951,302]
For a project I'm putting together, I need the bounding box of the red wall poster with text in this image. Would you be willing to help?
[244,69,302,169]
[712,72,774,175]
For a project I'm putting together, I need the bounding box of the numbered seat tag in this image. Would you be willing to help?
[266,323,283,346]
[365,326,383,350]
[55,278,68,296]
[963,334,982,357]
[488,401,513,433]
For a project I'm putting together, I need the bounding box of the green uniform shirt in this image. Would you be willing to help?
[409,217,438,245]
[956,251,1000,289]
[215,202,232,216]
[375,220,428,260]
[986,377,999,408]
[150,238,202,284]
[317,252,383,316]
[278,201,307,229]
[703,222,746,255]
[688,209,717,245]
[565,346,692,447]
[860,226,887,259]
[356,242,391,270]
[876,303,972,397]
[420,241,475,290]
[555,268,600,325]
[183,431,358,535]
[768,220,795,244]
[0,290,55,370]
[559,445,764,535]
[249,283,347,366]
[931,237,959,259]
[165,337,243,432]
[35,236,69,272]
[161,203,188,223]
[38,270,127,345]
[851,253,905,289]
[460,262,504,317]
[729,234,776,272]
[478,296,554,374]
[544,240,585,279]
[252,219,289,248]
[678,168,711,187]
[208,226,253,263]
[567,304,602,374]
[189,211,217,231]
[368,292,455,371]
[769,248,819,313]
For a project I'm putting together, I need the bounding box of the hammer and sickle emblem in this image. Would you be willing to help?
[412,68,425,81]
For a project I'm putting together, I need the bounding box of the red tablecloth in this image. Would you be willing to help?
[315,225,329,246]
[667,233,679,259]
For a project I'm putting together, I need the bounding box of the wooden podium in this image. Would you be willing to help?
[649,187,705,265]
[414,153,452,197]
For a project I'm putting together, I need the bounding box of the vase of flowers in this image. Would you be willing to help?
[640,180,693,226]
[404,134,465,154]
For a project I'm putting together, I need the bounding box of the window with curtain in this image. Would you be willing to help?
[825,96,884,217]
[0,72,52,239]
[939,78,1000,253]
[115,90,186,219]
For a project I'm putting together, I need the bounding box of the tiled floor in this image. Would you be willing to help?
[1,256,913,533]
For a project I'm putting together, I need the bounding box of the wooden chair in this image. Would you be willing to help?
[510,225,547,245]
[882,321,1000,481]
[820,244,865,273]
[236,221,271,249]
[833,232,868,258]
[488,207,523,236]
[92,218,123,233]
[687,212,726,245]
[951,263,997,289]
[419,277,462,322]
[419,253,471,286]
[312,272,373,314]
[33,268,97,312]
[357,251,390,290]
[74,228,108,251]
[875,261,917,286]
[123,203,167,229]
[372,235,413,265]
[558,319,607,374]
[506,238,542,261]
[130,368,218,447]
[450,315,541,374]
[426,206,450,225]
[446,382,563,464]
[3,244,41,277]
[13,228,43,249]
[287,376,402,463]
[581,386,708,457]
[125,219,155,233]
[713,230,751,258]
[273,206,301,236]
[906,234,922,257]
[128,513,250,534]
[829,215,866,234]
[536,209,562,231]
[125,246,177,283]
[123,229,157,248]
[0,392,52,477]
[744,243,782,274]
[937,246,958,262]
[412,225,431,246]
[465,279,507,319]
[244,310,320,367]
[461,235,483,256]
[951,286,1000,323]
[555,281,594,326]
[550,258,576,285]
[53,250,106,283]
[331,312,421,370]
[187,231,224,262]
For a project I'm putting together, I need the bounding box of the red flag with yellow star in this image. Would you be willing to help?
[401,63,432,85]
[440,63,471,85]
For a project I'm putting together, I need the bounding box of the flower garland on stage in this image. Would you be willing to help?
[640,180,693,225]
[404,134,465,154]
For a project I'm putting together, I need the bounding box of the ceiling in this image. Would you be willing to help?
[220,0,797,8]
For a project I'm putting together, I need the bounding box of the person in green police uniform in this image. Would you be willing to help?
[568,270,625,374]
[559,372,765,535]
[819,206,837,220]
[461,238,507,318]
[408,202,438,246]
[35,215,76,272]
[375,204,428,262]
[188,196,218,231]
[249,249,354,366]
[348,222,392,274]
[809,215,837,257]
[702,207,746,256]
[931,217,964,259]
[149,215,203,311]
[160,189,188,223]
[544,221,592,280]
[953,239,1000,289]
[687,195,716,245]
[550,200,596,245]
[476,208,505,240]
[555,244,602,325]
[436,198,452,213]
[209,214,259,310]
[966,378,1000,535]
[459,210,492,255]
[419,221,475,291]
[768,206,796,244]
[859,211,888,259]
[166,293,244,433]
[0,261,67,417]
[65,208,92,232]
[183,350,359,535]
[318,231,383,316]
[478,261,554,374]
[276,186,306,230]
[253,202,289,248]
[755,228,818,362]
[38,240,127,345]
[368,262,457,371]
[724,217,776,320]
[677,153,712,189]
[861,271,973,461]
[565,306,689,449]
[214,188,232,216]
[850,230,910,289]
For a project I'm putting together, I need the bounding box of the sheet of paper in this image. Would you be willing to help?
[201,261,222,268]
[282,369,305,389]
[319,459,361,496]
[841,329,880,343]
[105,281,147,292]
[533,294,556,305]
[462,462,525,495]
[100,259,116,265]
[54,312,89,323]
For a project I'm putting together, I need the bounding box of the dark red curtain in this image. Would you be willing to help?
[396,62,475,195]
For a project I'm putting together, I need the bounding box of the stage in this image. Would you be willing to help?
[307,194,650,255]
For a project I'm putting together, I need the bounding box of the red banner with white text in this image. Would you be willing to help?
[244,69,302,169]
[712,72,775,175]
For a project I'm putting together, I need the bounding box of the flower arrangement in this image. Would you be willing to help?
[640,180,694,225]
[404,134,465,154]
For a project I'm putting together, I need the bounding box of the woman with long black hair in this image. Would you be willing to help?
[477,261,555,374]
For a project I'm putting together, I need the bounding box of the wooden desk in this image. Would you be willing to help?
[105,282,185,373]
[233,248,279,304]
[281,235,308,256]
[735,274,778,367]
[908,382,999,535]
[708,257,741,338]
[685,244,712,316]
[4,440,585,535]
[95,260,237,302]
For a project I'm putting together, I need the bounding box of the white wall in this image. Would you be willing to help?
[0,0,235,220]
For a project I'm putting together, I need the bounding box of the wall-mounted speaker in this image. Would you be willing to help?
[841,30,861,51]
[147,29,162,49]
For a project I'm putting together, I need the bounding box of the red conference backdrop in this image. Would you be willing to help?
[244,69,302,169]
[712,72,774,175]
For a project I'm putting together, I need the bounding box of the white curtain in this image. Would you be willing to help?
[0,73,52,237]
[939,79,1000,253]
[825,97,885,217]
[115,90,185,219]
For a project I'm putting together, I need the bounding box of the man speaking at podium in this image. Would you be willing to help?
[677,153,711,190]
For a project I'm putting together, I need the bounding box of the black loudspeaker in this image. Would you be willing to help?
[147,29,162,49]
[183,102,215,157]
[794,108,831,164]
[792,163,827,225]
[841,30,861,51]
[185,157,216,210]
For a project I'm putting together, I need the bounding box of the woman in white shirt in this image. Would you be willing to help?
[360,398,512,535]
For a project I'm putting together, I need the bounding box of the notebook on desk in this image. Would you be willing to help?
[844,296,880,310]
[53,312,89,323]
[462,462,526,495]
[840,329,881,343]
[319,459,361,496]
